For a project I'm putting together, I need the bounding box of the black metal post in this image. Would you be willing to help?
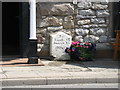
[27,39,38,64]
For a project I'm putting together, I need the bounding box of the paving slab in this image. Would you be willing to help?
[0,59,119,86]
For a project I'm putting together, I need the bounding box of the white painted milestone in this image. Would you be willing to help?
[50,32,72,60]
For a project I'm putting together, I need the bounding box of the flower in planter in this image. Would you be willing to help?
[65,41,96,61]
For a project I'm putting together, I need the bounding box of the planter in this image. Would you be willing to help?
[65,41,96,61]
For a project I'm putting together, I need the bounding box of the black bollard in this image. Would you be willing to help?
[27,39,38,64]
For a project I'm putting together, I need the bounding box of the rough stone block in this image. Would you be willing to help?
[92,4,108,9]
[38,45,50,57]
[80,25,91,28]
[90,28,106,36]
[63,21,74,29]
[64,16,74,21]
[77,2,92,9]
[90,24,98,28]
[96,10,109,17]
[76,15,96,19]
[91,18,105,24]
[100,2,109,5]
[47,26,63,32]
[84,35,99,42]
[36,28,47,36]
[75,29,89,36]
[79,9,95,16]
[98,24,107,27]
[37,3,74,16]
[74,36,83,42]
[37,34,45,44]
[37,17,63,27]
[77,19,90,25]
[96,29,106,36]
[99,36,108,42]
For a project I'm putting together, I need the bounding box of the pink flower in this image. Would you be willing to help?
[71,42,76,45]
[75,41,79,44]
[71,41,79,45]
[78,45,82,47]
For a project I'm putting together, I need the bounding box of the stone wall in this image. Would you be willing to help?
[36,2,111,57]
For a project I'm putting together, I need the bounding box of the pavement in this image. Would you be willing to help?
[0,58,119,87]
